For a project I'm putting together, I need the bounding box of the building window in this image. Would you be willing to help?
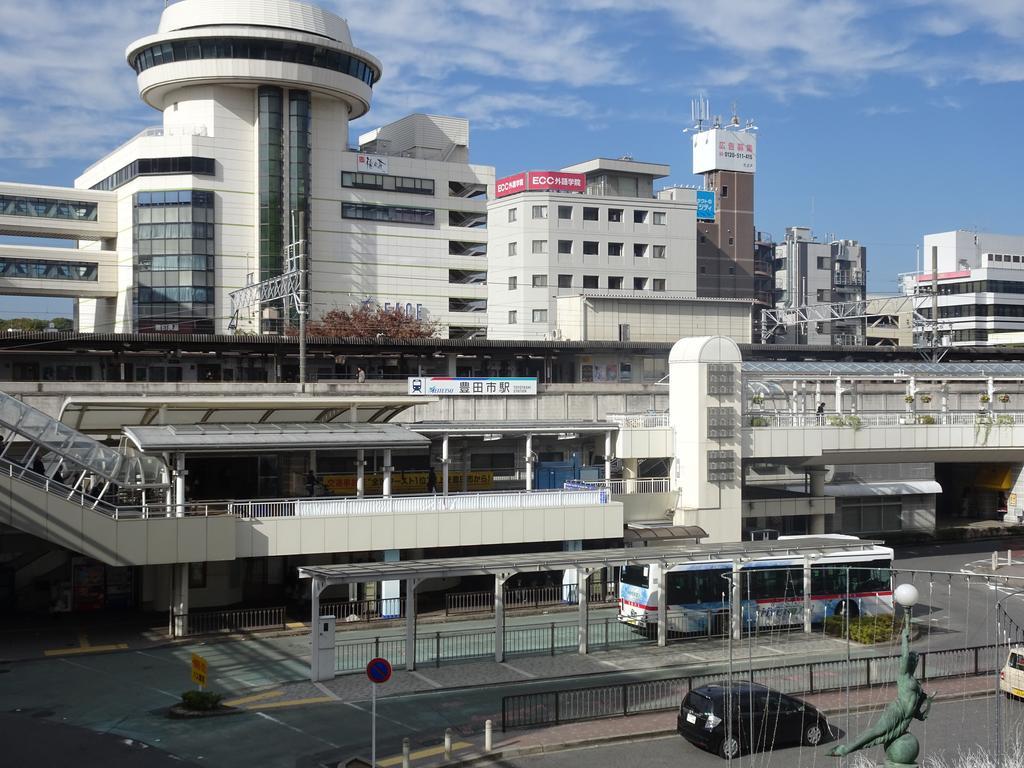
[634,276,648,290]
[634,243,649,258]
[583,207,599,221]
[341,202,435,226]
[652,245,666,259]
[618,324,630,341]
[721,185,729,198]
[582,241,599,255]
[699,233,707,243]
[608,275,623,290]
[728,236,734,245]
[532,239,547,254]
[817,288,829,302]
[508,241,518,257]
[508,208,518,223]
[558,205,573,220]
[342,171,434,195]
[558,274,573,288]
[91,156,217,192]
[532,274,547,287]
[449,298,487,312]
[532,205,548,219]
[0,258,98,282]
[634,210,648,224]
[508,276,518,290]
[653,211,666,225]
[449,269,486,284]
[508,310,517,324]
[608,208,623,222]
[583,275,599,289]
[532,309,548,323]
[652,278,666,292]
[608,242,623,257]
[558,240,573,255]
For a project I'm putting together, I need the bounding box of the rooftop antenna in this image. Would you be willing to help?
[685,92,711,133]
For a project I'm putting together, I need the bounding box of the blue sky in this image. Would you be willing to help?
[3,0,1024,318]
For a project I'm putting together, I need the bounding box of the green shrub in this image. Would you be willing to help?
[824,613,899,644]
[749,416,770,427]
[827,415,845,427]
[180,690,223,711]
[844,415,863,431]
[997,415,1014,426]
[917,415,935,425]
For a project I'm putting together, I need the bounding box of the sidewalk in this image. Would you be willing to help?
[383,674,995,768]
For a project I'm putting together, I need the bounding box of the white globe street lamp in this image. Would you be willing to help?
[894,583,919,609]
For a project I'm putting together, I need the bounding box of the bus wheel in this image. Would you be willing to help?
[834,600,860,620]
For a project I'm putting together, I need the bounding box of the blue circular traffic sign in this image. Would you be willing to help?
[366,657,392,684]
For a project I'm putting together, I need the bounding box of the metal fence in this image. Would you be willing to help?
[445,583,615,616]
[321,597,405,622]
[185,606,286,636]
[500,643,1000,730]
[334,612,703,674]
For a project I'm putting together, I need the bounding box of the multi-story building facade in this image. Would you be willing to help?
[486,160,697,340]
[772,226,867,345]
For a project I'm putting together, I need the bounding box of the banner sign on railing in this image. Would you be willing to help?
[407,377,537,396]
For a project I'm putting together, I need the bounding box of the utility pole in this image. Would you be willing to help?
[931,245,939,362]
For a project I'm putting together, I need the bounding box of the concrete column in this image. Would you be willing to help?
[494,572,512,662]
[657,562,668,647]
[731,560,742,641]
[525,434,534,491]
[381,549,400,619]
[356,449,365,498]
[604,431,613,481]
[442,433,450,496]
[578,568,592,654]
[405,578,420,671]
[808,468,826,497]
[835,377,843,414]
[814,380,822,416]
[383,449,393,497]
[174,453,186,517]
[803,556,813,634]
[623,458,638,494]
[171,563,189,638]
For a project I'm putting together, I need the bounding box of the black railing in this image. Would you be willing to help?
[501,643,999,730]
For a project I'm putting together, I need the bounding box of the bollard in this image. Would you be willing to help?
[444,727,452,760]
[402,737,410,768]
[1009,549,1014,567]
[485,719,493,752]
[994,551,999,572]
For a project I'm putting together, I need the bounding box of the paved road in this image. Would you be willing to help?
[2,538,1021,768]
[492,695,1016,767]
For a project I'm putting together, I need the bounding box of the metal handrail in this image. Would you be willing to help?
[605,412,670,428]
[745,410,1024,429]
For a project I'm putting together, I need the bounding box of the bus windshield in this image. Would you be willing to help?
[621,565,649,589]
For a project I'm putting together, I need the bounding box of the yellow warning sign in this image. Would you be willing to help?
[191,652,208,688]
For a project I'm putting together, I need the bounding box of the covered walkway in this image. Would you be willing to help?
[298,536,884,681]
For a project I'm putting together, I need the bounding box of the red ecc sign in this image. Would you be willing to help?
[495,170,586,198]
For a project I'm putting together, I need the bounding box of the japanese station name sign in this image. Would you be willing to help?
[407,377,538,396]
[495,171,586,198]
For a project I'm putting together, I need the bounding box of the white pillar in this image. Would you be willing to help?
[803,556,813,634]
[623,458,638,494]
[809,468,826,497]
[657,562,668,647]
[494,572,512,662]
[604,431,613,481]
[383,449,393,497]
[171,563,189,638]
[442,433,450,496]
[835,376,843,414]
[174,453,186,518]
[578,568,591,654]
[815,380,822,415]
[381,549,400,619]
[356,449,365,498]
[310,576,325,681]
[405,578,420,671]
[525,433,534,491]
[731,560,742,641]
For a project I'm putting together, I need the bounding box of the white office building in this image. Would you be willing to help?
[907,230,1024,347]
[0,0,493,338]
[486,160,698,339]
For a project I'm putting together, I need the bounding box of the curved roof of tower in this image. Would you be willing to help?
[158,0,353,45]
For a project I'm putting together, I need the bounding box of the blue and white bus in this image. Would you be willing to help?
[618,535,894,634]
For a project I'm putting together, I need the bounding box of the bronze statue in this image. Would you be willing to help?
[828,613,934,767]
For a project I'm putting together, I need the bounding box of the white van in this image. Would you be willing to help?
[1000,646,1024,698]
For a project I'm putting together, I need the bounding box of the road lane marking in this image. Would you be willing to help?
[500,662,537,679]
[255,711,339,748]
[377,741,473,767]
[409,670,444,688]
[313,681,341,699]
[223,689,286,707]
[345,701,418,731]
[44,643,129,656]
[255,696,335,710]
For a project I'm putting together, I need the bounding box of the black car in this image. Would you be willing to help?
[677,681,833,759]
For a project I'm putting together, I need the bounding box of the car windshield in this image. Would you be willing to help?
[621,565,649,589]
[1010,653,1024,671]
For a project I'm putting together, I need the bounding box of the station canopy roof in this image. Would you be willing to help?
[123,422,429,453]
[298,536,885,584]
[410,420,618,437]
[60,395,435,435]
